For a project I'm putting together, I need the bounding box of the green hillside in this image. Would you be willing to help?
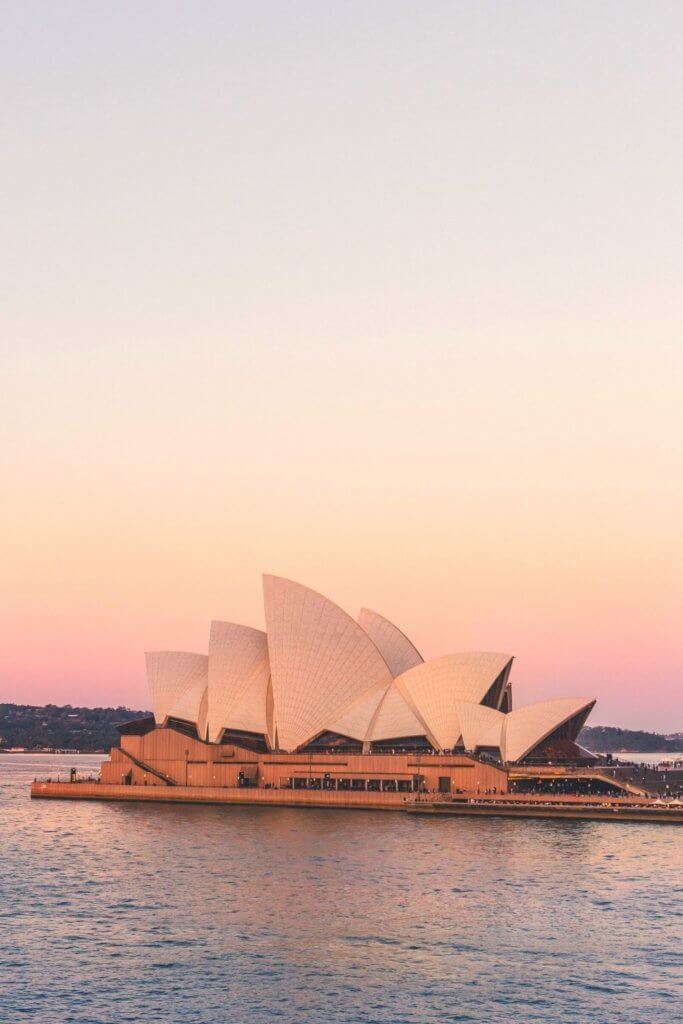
[0,703,149,752]
[579,725,682,753]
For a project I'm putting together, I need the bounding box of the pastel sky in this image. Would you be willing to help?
[2,2,682,730]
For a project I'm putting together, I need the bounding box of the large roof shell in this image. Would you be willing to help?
[196,687,209,742]
[327,679,435,747]
[453,702,505,751]
[145,651,208,738]
[142,576,598,761]
[501,698,596,763]
[263,575,393,751]
[207,622,271,744]
[326,686,387,742]
[357,609,423,678]
[369,684,432,743]
[394,652,513,751]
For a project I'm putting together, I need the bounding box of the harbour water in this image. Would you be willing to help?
[598,751,683,766]
[2,755,681,1024]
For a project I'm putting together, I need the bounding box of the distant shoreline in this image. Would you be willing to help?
[2,748,682,758]
[2,705,680,756]
[0,749,107,755]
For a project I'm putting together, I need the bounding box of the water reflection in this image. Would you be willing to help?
[2,755,681,1023]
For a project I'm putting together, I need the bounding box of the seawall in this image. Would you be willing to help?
[30,781,406,810]
[30,781,683,822]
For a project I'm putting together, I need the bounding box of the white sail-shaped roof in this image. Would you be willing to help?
[478,712,506,749]
[453,701,505,751]
[357,608,423,678]
[142,574,599,760]
[369,683,432,743]
[501,698,596,763]
[263,575,393,751]
[207,622,271,744]
[145,651,208,737]
[326,686,388,742]
[394,652,513,751]
[196,687,209,742]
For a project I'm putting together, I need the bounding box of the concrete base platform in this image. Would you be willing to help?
[30,781,683,822]
[30,781,406,811]
[407,798,683,823]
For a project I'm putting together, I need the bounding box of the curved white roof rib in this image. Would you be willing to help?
[207,622,271,744]
[263,575,393,751]
[145,651,208,735]
[452,702,505,751]
[357,608,423,678]
[394,652,513,751]
[196,687,209,742]
[266,677,276,748]
[369,684,433,744]
[501,698,596,763]
[325,685,388,742]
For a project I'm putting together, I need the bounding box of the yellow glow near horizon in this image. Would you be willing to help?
[1,3,682,730]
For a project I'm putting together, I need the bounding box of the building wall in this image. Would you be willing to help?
[104,725,508,793]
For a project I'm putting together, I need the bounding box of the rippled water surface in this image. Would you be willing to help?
[1,755,681,1024]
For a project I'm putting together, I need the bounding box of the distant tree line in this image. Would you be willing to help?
[580,725,682,753]
[0,703,150,752]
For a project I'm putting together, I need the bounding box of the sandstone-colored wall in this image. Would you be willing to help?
[107,726,508,793]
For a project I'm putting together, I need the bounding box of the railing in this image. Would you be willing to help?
[33,775,100,784]
[409,791,683,809]
[118,747,177,786]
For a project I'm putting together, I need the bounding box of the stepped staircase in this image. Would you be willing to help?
[119,747,177,786]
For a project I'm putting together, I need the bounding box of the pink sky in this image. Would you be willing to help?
[1,3,682,731]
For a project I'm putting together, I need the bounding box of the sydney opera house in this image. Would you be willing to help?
[98,575,598,800]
